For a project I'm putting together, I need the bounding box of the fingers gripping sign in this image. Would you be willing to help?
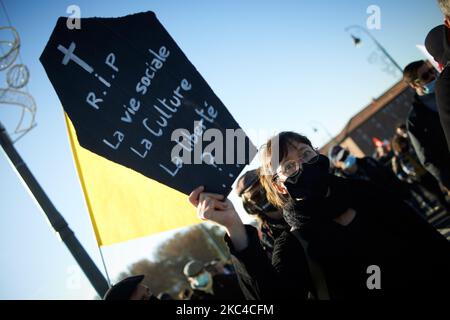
[188,186,249,252]
[189,186,236,227]
[198,193,227,220]
[188,185,204,207]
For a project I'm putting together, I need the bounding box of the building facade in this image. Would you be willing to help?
[320,80,415,157]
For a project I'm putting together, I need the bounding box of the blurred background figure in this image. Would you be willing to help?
[157,292,174,300]
[372,138,394,168]
[178,288,192,300]
[330,144,400,188]
[204,258,235,276]
[182,259,244,300]
[395,123,409,139]
[403,60,450,197]
[329,144,424,213]
[391,133,450,215]
[103,275,158,300]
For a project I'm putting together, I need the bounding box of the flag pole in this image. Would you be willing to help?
[198,223,229,262]
[0,120,109,297]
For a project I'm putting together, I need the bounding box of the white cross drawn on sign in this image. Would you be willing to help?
[57,42,93,74]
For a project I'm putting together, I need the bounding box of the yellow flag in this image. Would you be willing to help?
[64,114,199,246]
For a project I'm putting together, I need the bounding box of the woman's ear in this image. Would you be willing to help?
[273,181,288,195]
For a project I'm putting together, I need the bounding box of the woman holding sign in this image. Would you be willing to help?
[188,131,450,300]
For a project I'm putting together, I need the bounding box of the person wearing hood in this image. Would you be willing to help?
[403,60,450,196]
[236,168,290,260]
[188,131,450,300]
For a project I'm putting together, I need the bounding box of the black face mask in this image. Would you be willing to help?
[284,154,331,201]
[283,174,355,228]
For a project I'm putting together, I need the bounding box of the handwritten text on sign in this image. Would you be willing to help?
[41,12,256,195]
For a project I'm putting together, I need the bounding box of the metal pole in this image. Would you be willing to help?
[0,121,109,297]
[198,223,228,262]
[308,120,339,148]
[345,25,403,74]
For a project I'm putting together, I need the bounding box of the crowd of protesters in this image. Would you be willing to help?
[104,1,450,301]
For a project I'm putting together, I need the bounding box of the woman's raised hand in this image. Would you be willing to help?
[188,186,248,251]
[188,186,241,228]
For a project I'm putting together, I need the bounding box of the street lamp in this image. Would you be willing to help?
[308,120,338,147]
[345,25,403,74]
[350,34,362,47]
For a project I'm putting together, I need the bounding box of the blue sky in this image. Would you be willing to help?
[0,0,444,299]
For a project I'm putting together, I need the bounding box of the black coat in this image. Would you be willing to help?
[226,177,450,300]
[406,94,450,189]
[340,157,410,199]
[436,65,450,153]
[435,26,450,153]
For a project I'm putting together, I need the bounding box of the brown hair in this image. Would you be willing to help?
[403,60,426,84]
[259,131,313,209]
[438,0,450,17]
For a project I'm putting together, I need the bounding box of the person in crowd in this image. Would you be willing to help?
[204,258,235,276]
[189,131,450,300]
[236,168,290,259]
[434,1,450,151]
[403,60,450,197]
[157,292,174,300]
[178,288,192,300]
[372,139,394,168]
[103,275,158,300]
[395,123,409,139]
[391,133,450,214]
[183,259,244,300]
[328,145,412,203]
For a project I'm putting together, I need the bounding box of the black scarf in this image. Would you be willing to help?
[283,175,356,229]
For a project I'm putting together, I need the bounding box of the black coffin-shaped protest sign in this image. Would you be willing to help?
[40,11,257,196]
